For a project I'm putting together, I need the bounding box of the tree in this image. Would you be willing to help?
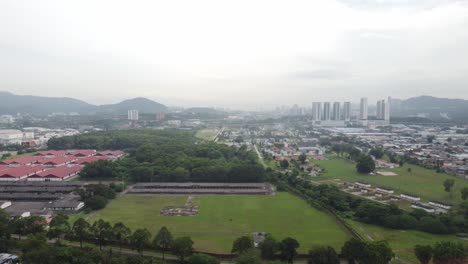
[414,245,433,264]
[341,238,367,264]
[92,219,113,250]
[259,234,278,260]
[432,241,466,264]
[279,237,300,263]
[356,155,375,174]
[280,159,290,169]
[236,249,263,264]
[232,236,254,254]
[407,167,412,173]
[443,179,455,193]
[153,226,173,260]
[12,216,46,239]
[80,160,117,179]
[461,187,468,200]
[113,222,131,252]
[72,218,91,248]
[129,228,151,256]
[0,209,11,252]
[187,253,220,264]
[369,148,384,159]
[47,213,70,242]
[427,135,435,143]
[298,153,307,164]
[361,241,394,264]
[86,195,108,210]
[173,167,190,182]
[308,246,339,264]
[172,236,194,263]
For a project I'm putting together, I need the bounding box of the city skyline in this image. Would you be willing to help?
[1,1,468,109]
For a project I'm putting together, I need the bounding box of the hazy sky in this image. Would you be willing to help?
[1,0,468,110]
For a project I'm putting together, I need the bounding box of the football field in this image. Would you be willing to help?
[92,192,351,253]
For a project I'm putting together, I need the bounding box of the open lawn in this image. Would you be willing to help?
[195,129,220,141]
[312,156,468,205]
[347,219,468,263]
[91,193,351,253]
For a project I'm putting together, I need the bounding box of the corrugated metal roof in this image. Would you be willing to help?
[35,165,82,178]
[0,165,46,177]
[67,150,96,157]
[0,156,44,165]
[39,156,78,165]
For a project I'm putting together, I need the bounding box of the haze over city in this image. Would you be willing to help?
[1,0,468,109]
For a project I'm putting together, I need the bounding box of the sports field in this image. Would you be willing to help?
[91,193,351,253]
[347,219,468,263]
[312,156,468,204]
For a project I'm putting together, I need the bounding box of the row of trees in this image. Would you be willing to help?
[230,235,395,264]
[68,217,193,262]
[232,235,299,263]
[414,241,466,264]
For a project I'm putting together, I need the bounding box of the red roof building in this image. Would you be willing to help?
[28,165,82,181]
[67,150,96,158]
[0,156,44,167]
[0,165,46,180]
[38,156,78,167]
[35,150,67,157]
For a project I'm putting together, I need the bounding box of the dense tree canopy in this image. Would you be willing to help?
[57,129,266,183]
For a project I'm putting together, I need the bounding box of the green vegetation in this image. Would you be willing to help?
[91,193,351,253]
[56,129,265,183]
[347,219,468,263]
[312,155,468,204]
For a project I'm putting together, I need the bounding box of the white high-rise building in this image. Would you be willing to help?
[312,102,321,120]
[376,100,383,119]
[359,98,368,120]
[383,99,390,121]
[376,99,390,120]
[128,110,139,121]
[343,102,351,120]
[316,102,322,120]
[332,102,340,120]
[323,102,331,120]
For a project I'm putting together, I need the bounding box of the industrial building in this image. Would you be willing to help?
[129,182,274,195]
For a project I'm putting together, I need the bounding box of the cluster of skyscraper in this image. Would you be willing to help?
[312,101,352,121]
[312,97,390,122]
[359,97,390,121]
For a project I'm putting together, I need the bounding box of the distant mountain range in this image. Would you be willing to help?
[391,95,468,120]
[0,91,167,115]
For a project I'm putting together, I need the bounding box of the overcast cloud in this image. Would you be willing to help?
[0,0,467,110]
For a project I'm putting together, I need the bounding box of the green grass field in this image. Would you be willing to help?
[347,219,468,263]
[195,129,220,141]
[312,156,468,205]
[91,193,351,253]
